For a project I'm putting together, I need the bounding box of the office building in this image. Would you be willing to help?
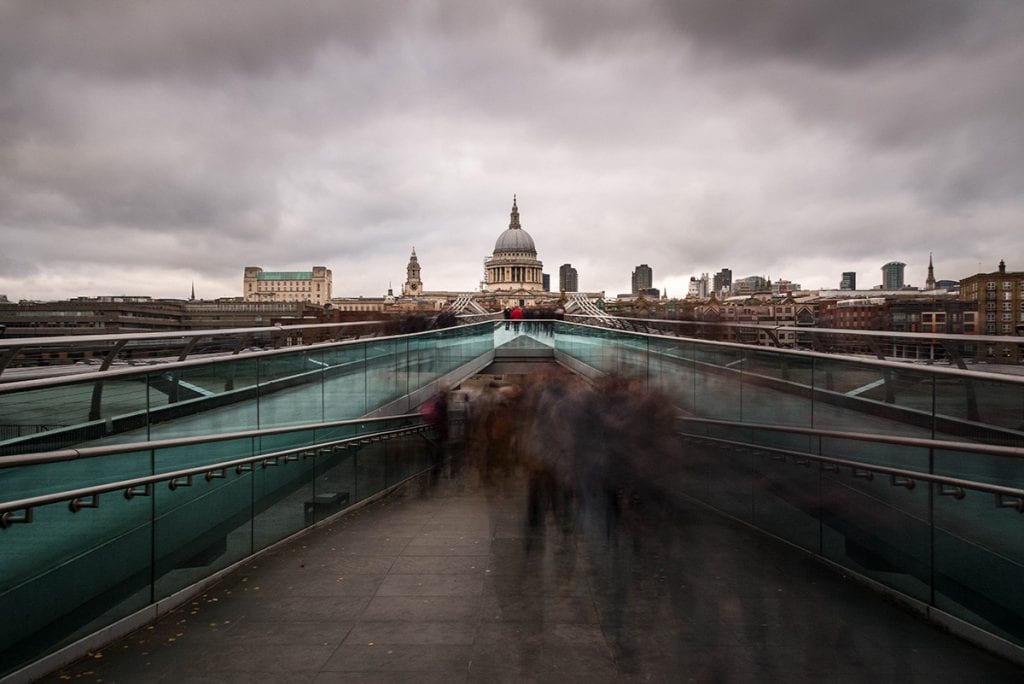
[559,264,578,292]
[243,266,332,305]
[631,264,653,295]
[881,262,906,290]
[840,272,857,290]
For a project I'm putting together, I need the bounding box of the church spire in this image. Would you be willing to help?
[926,252,936,290]
[509,195,521,230]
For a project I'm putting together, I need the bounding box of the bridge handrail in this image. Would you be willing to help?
[0,421,433,524]
[0,413,421,468]
[560,318,1024,385]
[0,319,497,393]
[569,313,1024,347]
[677,425,1024,512]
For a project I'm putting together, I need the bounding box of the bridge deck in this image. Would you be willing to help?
[40,455,1022,683]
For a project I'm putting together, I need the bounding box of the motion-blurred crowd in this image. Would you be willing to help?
[463,372,681,538]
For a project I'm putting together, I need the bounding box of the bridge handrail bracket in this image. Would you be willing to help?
[68,494,100,513]
[939,484,966,500]
[168,474,193,490]
[124,483,153,500]
[890,475,916,490]
[204,468,227,481]
[1,507,33,528]
[995,493,1024,513]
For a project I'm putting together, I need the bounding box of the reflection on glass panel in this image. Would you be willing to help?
[934,375,1024,448]
[365,340,402,412]
[153,473,253,600]
[0,497,153,676]
[0,449,152,499]
[648,337,695,411]
[353,443,387,501]
[253,454,316,550]
[148,358,260,441]
[257,351,325,429]
[933,490,1024,647]
[691,342,743,422]
[812,358,934,440]
[752,452,820,552]
[155,438,254,475]
[819,473,930,603]
[313,447,356,524]
[0,383,102,455]
[741,350,814,427]
[323,344,368,421]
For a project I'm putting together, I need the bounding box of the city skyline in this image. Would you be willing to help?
[2,2,1023,302]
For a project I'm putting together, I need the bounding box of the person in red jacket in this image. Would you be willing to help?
[510,305,523,332]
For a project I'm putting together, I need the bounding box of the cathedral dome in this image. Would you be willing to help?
[494,227,536,254]
[492,196,536,255]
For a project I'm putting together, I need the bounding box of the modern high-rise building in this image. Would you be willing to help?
[713,268,732,295]
[631,264,653,295]
[542,273,550,292]
[881,262,906,290]
[840,272,857,290]
[559,264,578,292]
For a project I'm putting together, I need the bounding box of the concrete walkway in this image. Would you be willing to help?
[42,457,1023,683]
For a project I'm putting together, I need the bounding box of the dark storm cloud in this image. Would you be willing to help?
[0,0,1022,300]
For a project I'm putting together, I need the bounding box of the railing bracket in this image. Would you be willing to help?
[996,494,1024,513]
[262,456,280,468]
[890,475,915,490]
[169,475,193,490]
[236,463,254,473]
[124,484,153,500]
[205,469,226,481]
[69,494,100,512]
[1,508,33,529]
[852,468,874,481]
[939,484,966,500]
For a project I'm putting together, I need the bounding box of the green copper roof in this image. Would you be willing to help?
[256,271,314,281]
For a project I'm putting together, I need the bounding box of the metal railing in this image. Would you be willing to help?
[567,313,1024,367]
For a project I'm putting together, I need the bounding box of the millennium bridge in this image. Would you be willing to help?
[1,316,1022,681]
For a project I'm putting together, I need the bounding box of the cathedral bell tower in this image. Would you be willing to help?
[402,247,422,296]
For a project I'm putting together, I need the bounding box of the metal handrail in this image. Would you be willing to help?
[0,320,389,350]
[0,422,434,524]
[678,431,1024,512]
[572,313,1024,348]
[0,319,499,393]
[0,413,421,468]
[559,319,1024,385]
[677,417,1024,461]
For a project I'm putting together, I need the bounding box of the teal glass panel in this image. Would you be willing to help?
[818,468,931,602]
[932,484,1024,647]
[257,350,325,429]
[365,339,402,412]
[811,358,934,440]
[252,454,317,550]
[153,471,253,599]
[649,337,696,413]
[0,448,152,500]
[933,374,1024,447]
[0,495,152,677]
[323,344,368,420]
[147,358,260,441]
[0,383,100,455]
[691,342,744,422]
[751,451,820,552]
[703,441,756,523]
[312,446,356,523]
[154,438,254,475]
[353,444,387,502]
[740,350,814,428]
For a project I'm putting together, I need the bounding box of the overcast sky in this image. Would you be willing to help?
[2,1,1023,302]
